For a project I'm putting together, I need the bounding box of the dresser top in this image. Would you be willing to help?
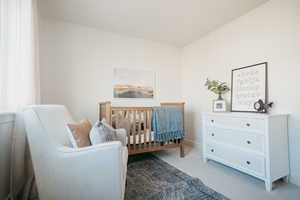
[203,112,288,119]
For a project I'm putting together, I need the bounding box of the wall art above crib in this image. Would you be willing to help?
[231,62,268,113]
[113,68,155,99]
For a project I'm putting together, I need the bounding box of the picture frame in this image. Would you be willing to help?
[113,68,155,99]
[230,62,268,113]
[213,99,227,112]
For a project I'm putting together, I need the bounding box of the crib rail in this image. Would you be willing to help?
[99,101,185,157]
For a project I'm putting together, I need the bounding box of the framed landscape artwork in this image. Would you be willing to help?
[231,62,268,113]
[113,68,155,99]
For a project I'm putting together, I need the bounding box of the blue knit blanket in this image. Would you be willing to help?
[151,107,184,142]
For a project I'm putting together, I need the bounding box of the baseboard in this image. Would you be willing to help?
[289,173,300,187]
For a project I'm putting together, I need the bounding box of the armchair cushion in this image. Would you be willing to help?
[67,120,92,148]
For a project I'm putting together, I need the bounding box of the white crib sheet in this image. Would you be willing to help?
[126,131,154,144]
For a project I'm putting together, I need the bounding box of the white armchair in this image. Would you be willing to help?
[23,105,128,200]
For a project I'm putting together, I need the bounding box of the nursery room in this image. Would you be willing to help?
[1,0,300,199]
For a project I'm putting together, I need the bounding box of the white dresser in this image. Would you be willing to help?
[202,112,289,191]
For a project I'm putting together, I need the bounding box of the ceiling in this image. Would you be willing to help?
[38,0,268,46]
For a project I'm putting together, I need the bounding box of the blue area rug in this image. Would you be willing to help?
[125,153,229,200]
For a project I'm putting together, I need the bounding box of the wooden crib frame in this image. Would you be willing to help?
[99,102,185,157]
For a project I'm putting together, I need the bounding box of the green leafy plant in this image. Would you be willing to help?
[205,79,230,98]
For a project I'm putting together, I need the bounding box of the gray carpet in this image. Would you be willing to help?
[125,153,229,200]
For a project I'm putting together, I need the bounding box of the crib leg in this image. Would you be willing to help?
[180,142,185,158]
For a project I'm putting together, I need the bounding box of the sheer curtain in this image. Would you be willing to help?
[0,0,40,107]
[0,0,40,199]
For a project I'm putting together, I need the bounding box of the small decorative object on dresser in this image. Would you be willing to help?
[254,99,274,113]
[202,112,289,191]
[205,79,230,112]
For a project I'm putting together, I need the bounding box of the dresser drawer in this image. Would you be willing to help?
[206,116,265,132]
[206,128,265,153]
[206,142,265,178]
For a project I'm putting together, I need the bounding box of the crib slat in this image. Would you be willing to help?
[127,111,131,150]
[145,110,148,148]
[115,111,118,129]
[128,110,132,150]
[138,110,141,149]
[143,110,147,147]
[133,110,136,150]
[148,110,151,148]
[119,111,121,129]
[146,110,149,147]
[148,110,151,147]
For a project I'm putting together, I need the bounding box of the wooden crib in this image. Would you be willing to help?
[99,102,185,157]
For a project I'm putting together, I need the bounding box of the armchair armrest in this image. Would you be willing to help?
[58,141,122,154]
[55,141,125,200]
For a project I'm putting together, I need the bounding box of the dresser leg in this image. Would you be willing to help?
[265,181,272,192]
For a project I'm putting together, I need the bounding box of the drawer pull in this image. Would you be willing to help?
[246,161,251,165]
[246,123,251,127]
[210,149,214,153]
[211,133,215,136]
[246,140,251,144]
[211,119,215,123]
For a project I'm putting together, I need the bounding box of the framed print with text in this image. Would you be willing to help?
[231,62,268,113]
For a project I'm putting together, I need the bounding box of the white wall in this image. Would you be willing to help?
[39,19,182,122]
[0,113,14,199]
[181,0,300,185]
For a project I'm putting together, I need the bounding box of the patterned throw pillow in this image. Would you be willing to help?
[89,120,116,145]
[67,120,92,148]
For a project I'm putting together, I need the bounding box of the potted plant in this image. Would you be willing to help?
[205,79,230,112]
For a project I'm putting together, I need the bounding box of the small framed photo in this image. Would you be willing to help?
[213,100,226,112]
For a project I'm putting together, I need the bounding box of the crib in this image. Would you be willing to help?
[99,102,185,157]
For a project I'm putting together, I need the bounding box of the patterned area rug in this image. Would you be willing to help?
[125,153,229,200]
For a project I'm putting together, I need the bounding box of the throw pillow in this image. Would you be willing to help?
[67,120,92,148]
[89,121,105,145]
[89,120,116,145]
